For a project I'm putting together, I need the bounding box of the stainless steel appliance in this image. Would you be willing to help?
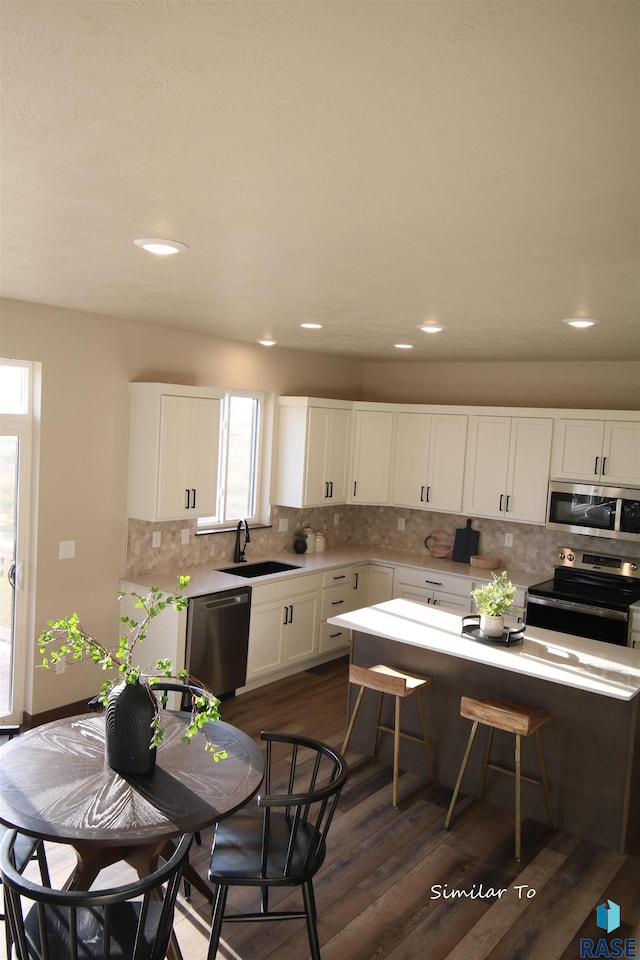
[185,588,251,698]
[526,548,640,646]
[546,481,640,542]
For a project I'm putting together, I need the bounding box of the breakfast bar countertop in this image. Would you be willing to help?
[328,598,640,701]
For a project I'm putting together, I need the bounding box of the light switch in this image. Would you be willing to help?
[181,528,190,545]
[278,518,289,533]
[152,531,162,548]
[58,540,75,560]
[504,533,514,547]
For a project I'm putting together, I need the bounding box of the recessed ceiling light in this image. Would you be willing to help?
[395,343,413,349]
[258,339,277,347]
[563,317,598,328]
[134,238,188,255]
[300,323,323,329]
[417,323,445,333]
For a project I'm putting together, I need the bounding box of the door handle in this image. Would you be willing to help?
[8,560,16,589]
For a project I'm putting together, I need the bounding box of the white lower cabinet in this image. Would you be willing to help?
[319,566,357,654]
[246,574,322,682]
[361,564,394,605]
[630,606,640,649]
[393,566,473,614]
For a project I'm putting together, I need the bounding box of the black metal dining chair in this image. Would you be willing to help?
[1,725,51,959]
[1,829,192,960]
[206,730,348,960]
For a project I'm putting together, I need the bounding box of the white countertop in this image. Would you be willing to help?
[328,599,640,701]
[122,546,544,597]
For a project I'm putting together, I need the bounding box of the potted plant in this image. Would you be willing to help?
[471,571,517,637]
[38,575,227,774]
[293,529,308,554]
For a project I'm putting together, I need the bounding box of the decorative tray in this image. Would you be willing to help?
[461,615,524,647]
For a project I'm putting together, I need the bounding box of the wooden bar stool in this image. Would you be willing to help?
[444,696,553,860]
[342,663,434,808]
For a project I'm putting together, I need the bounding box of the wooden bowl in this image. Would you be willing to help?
[470,555,501,569]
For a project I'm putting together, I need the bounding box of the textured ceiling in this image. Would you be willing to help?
[1,0,639,362]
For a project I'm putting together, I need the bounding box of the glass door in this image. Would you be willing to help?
[0,360,35,722]
[0,436,19,714]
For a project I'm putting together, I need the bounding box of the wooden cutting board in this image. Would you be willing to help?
[424,530,454,559]
[452,519,479,564]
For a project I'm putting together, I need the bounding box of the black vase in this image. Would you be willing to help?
[105,680,157,775]
[293,538,307,554]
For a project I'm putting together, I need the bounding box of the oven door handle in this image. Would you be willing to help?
[526,595,628,622]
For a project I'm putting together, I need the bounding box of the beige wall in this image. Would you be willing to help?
[361,360,640,409]
[2,296,638,717]
[1,298,363,715]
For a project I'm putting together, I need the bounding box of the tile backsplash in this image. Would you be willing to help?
[125,505,640,580]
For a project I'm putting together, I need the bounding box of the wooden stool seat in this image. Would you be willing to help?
[342,664,434,808]
[445,696,552,860]
[460,696,551,736]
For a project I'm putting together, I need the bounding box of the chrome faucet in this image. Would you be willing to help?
[234,519,251,563]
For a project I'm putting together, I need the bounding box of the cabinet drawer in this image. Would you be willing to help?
[250,573,322,605]
[319,621,351,654]
[321,583,356,620]
[395,566,470,596]
[322,566,353,588]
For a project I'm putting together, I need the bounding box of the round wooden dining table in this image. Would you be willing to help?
[0,712,264,960]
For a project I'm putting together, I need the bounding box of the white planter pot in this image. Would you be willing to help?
[480,614,504,637]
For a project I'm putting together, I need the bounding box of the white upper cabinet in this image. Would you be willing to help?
[350,408,394,504]
[275,398,351,508]
[464,416,553,523]
[391,413,467,512]
[551,418,640,486]
[127,384,222,522]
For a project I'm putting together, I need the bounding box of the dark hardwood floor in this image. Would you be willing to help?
[10,657,640,959]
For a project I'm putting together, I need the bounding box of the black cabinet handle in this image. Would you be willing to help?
[595,456,599,475]
[289,604,294,623]
[283,606,289,625]
[424,579,442,586]
[185,489,190,509]
[332,574,346,581]
[420,485,425,502]
[353,481,357,497]
[602,457,607,476]
[354,572,359,589]
[329,481,333,497]
[499,493,504,512]
[331,599,345,606]
[191,488,196,509]
[329,631,342,639]
[505,495,510,512]
[426,485,431,503]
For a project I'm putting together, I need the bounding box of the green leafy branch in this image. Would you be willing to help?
[37,575,227,760]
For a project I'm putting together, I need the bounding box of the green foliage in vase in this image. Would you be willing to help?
[38,575,227,760]
[471,571,517,617]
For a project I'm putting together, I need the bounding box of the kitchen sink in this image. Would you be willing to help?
[218,560,302,578]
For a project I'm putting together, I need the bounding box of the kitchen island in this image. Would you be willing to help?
[328,599,640,853]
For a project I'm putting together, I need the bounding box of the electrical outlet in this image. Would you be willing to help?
[152,531,162,548]
[398,518,406,531]
[333,513,340,526]
[278,518,289,533]
[181,528,190,545]
[504,532,514,547]
[58,540,75,560]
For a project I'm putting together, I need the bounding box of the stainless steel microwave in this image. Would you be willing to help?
[546,481,640,542]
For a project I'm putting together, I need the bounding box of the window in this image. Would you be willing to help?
[197,390,264,531]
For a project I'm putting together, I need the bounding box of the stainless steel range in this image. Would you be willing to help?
[526,548,640,647]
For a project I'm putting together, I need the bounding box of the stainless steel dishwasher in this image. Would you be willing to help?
[185,587,251,698]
